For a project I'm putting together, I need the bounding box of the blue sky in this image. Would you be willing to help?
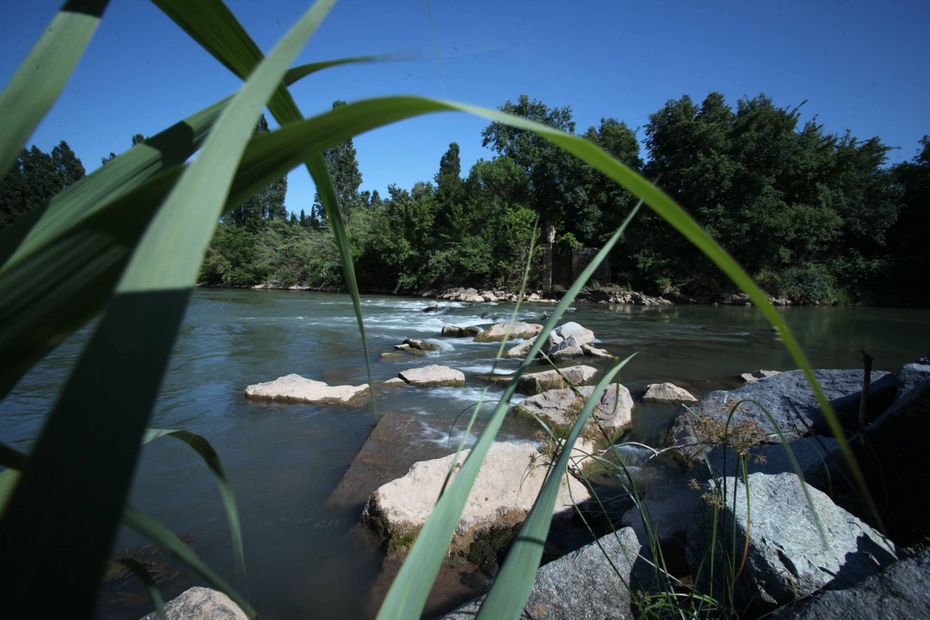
[2,0,928,214]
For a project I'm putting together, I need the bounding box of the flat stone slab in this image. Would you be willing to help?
[244,373,368,406]
[141,587,246,620]
[398,365,465,387]
[515,384,633,436]
[441,527,646,619]
[642,382,697,405]
[688,472,897,609]
[363,441,592,557]
[516,365,597,395]
[474,321,543,342]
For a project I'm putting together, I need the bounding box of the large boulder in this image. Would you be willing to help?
[547,321,595,350]
[474,321,543,343]
[398,365,465,387]
[514,384,633,437]
[774,548,930,619]
[667,369,890,464]
[898,361,930,396]
[441,527,646,619]
[516,365,597,395]
[621,474,700,568]
[141,587,246,620]
[504,336,537,359]
[362,441,592,559]
[687,472,897,610]
[244,374,368,406]
[642,382,697,405]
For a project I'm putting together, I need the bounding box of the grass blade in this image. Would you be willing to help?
[143,428,245,575]
[0,3,334,615]
[0,0,109,179]
[115,557,167,620]
[123,505,255,618]
[478,354,636,619]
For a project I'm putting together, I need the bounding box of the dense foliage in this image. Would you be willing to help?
[2,95,926,304]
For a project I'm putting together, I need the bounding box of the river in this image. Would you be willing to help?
[2,289,929,618]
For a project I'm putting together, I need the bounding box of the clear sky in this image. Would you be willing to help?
[2,0,928,214]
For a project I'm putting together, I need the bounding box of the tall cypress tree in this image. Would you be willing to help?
[313,100,363,225]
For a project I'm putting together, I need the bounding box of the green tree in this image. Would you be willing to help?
[314,100,363,224]
[227,115,288,228]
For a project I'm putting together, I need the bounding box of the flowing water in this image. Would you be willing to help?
[2,289,929,618]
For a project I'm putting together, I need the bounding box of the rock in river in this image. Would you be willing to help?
[516,365,597,395]
[474,321,543,342]
[441,324,482,338]
[642,382,697,405]
[514,384,633,436]
[398,364,465,387]
[142,587,246,620]
[363,441,593,559]
[244,374,368,406]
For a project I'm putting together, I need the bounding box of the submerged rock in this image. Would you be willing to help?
[774,548,930,619]
[398,365,465,387]
[687,472,897,610]
[514,384,633,436]
[401,338,439,352]
[362,441,593,559]
[581,343,612,358]
[516,365,597,395]
[642,382,697,405]
[141,587,246,620]
[474,321,544,343]
[244,374,368,406]
[738,369,782,383]
[441,527,646,619]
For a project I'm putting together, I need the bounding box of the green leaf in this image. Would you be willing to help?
[478,355,635,619]
[0,3,334,616]
[123,505,255,618]
[0,0,109,179]
[115,557,167,620]
[143,428,245,575]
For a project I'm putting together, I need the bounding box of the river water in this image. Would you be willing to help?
[2,289,929,618]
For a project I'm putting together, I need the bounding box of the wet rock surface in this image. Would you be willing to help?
[516,365,597,395]
[244,374,369,406]
[514,384,634,436]
[474,321,544,342]
[398,364,465,387]
[642,382,697,405]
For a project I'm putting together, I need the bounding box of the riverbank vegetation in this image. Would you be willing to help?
[7,95,926,305]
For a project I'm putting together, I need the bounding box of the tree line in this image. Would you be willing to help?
[2,94,928,305]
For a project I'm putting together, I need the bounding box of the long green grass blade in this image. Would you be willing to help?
[0,0,109,179]
[143,428,245,575]
[123,505,255,618]
[153,0,375,389]
[0,3,333,616]
[115,557,167,620]
[479,355,635,619]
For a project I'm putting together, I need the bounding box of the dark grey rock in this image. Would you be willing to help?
[898,362,930,396]
[441,526,645,619]
[621,474,700,564]
[667,369,889,464]
[687,472,897,610]
[705,436,840,480]
[141,587,246,620]
[774,548,930,619]
[441,325,482,337]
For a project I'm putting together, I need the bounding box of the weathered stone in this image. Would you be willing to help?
[738,369,782,383]
[581,343,612,358]
[423,303,440,312]
[504,336,537,359]
[515,384,633,436]
[392,343,425,355]
[363,441,593,558]
[547,321,596,350]
[687,472,897,610]
[403,338,439,351]
[474,321,543,343]
[622,474,700,559]
[773,548,930,619]
[706,436,840,481]
[549,336,586,359]
[141,587,246,620]
[441,527,645,619]
[244,374,368,406]
[667,369,889,464]
[516,365,597,395]
[381,377,407,387]
[642,382,697,405]
[398,365,465,387]
[898,361,930,396]
[442,325,482,338]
